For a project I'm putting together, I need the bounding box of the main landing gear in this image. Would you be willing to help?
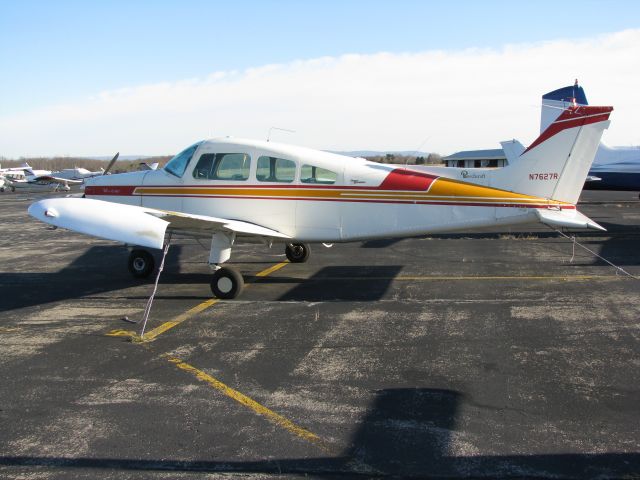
[128,249,155,278]
[126,237,312,300]
[285,243,310,263]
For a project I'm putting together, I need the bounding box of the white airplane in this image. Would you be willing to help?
[1,154,119,192]
[28,102,612,299]
[53,166,105,181]
[6,167,83,191]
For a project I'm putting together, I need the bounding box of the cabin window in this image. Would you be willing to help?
[164,141,202,177]
[256,156,296,183]
[301,164,337,184]
[192,153,251,180]
[456,160,465,168]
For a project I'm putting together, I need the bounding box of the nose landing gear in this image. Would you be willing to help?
[210,266,244,299]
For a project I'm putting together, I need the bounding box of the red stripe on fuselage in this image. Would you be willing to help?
[378,169,438,191]
[85,185,137,196]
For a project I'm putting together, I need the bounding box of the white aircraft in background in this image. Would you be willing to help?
[29,102,612,299]
[2,153,119,192]
[6,166,83,192]
[54,166,105,181]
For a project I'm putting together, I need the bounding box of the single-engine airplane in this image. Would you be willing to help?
[29,103,613,299]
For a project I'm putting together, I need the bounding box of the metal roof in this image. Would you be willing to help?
[443,148,506,160]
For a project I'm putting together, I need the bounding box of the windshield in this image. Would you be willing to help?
[164,141,203,177]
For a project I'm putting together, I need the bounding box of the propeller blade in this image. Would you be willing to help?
[103,152,120,175]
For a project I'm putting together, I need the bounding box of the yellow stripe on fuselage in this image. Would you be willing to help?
[132,178,570,207]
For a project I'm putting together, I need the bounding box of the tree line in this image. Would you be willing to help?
[0,152,443,172]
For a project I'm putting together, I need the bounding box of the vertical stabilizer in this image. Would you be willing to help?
[491,105,612,204]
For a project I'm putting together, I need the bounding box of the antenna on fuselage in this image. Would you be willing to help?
[407,136,432,165]
[267,127,295,142]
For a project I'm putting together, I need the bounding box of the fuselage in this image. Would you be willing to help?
[84,138,572,242]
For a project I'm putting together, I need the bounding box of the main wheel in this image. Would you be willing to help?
[210,267,244,299]
[285,243,310,263]
[128,249,155,278]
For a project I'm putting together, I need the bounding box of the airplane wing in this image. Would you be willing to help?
[28,197,290,250]
[32,175,84,185]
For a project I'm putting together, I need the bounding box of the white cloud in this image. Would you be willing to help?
[2,29,639,157]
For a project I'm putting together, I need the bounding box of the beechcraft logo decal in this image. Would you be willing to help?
[461,170,486,179]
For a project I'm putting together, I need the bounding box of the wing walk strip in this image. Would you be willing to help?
[105,261,289,343]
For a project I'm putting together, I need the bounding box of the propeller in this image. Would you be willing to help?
[103,152,120,175]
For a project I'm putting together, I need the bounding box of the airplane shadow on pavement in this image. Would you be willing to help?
[1,387,638,478]
[0,245,191,313]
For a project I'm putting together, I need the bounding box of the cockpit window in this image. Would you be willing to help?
[164,142,202,177]
[301,164,337,184]
[192,153,251,181]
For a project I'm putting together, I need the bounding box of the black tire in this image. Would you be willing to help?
[128,249,155,278]
[210,267,244,299]
[285,243,310,263]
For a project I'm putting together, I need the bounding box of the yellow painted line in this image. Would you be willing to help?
[165,355,333,453]
[106,261,289,343]
[255,261,289,277]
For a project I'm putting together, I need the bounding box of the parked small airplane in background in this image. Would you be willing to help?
[29,102,612,299]
[6,165,83,192]
[1,153,119,192]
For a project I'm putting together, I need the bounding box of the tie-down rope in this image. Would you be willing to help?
[551,227,639,280]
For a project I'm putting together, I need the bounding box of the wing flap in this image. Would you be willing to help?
[156,210,291,238]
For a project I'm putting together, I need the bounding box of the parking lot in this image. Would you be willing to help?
[1,190,639,479]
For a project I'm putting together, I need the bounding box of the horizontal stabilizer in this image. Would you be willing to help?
[28,198,169,249]
[535,208,606,231]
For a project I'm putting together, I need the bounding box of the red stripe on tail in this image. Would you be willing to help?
[523,105,613,154]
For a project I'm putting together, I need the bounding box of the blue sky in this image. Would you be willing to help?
[1,1,639,156]
[2,0,639,116]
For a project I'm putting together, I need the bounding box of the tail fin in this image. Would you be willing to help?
[492,104,612,205]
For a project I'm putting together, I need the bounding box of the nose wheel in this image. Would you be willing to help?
[210,266,244,299]
[285,243,310,263]
[128,249,155,278]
